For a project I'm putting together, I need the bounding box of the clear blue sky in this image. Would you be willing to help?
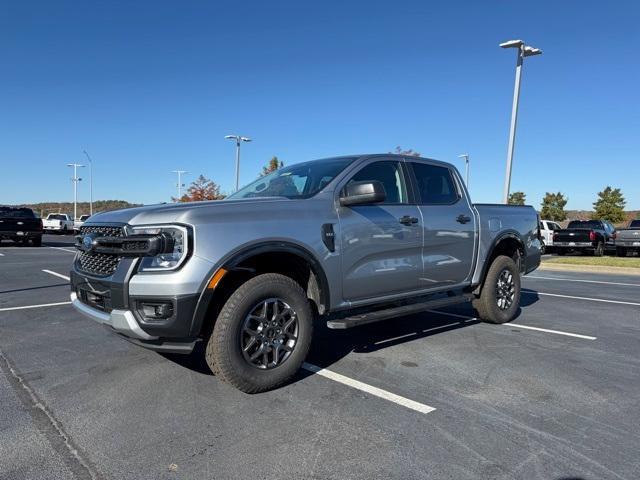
[2,1,638,210]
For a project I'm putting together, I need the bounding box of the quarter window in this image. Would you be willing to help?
[411,163,459,205]
[348,161,408,204]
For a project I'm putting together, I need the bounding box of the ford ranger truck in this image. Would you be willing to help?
[70,154,541,393]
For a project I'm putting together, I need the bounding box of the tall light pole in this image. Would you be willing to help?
[172,170,188,200]
[225,134,252,191]
[458,153,470,189]
[67,163,85,221]
[83,150,93,215]
[500,39,542,204]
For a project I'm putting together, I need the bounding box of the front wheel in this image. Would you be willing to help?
[206,273,313,393]
[473,255,521,324]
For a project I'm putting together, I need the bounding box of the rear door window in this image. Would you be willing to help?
[410,163,459,205]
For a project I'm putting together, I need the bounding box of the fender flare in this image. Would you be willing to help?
[474,230,526,294]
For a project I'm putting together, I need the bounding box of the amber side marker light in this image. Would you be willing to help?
[207,268,227,290]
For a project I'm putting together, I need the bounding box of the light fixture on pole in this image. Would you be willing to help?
[225,134,252,191]
[500,39,542,204]
[458,153,470,189]
[172,170,189,201]
[83,150,94,216]
[67,163,85,222]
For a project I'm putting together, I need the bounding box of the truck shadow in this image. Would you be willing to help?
[162,291,541,382]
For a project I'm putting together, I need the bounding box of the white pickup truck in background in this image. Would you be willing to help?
[43,213,74,234]
[539,219,562,254]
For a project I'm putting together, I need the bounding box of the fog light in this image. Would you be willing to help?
[140,302,173,320]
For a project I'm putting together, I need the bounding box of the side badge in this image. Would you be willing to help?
[321,223,335,252]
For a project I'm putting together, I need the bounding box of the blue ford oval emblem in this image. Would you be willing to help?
[83,235,94,251]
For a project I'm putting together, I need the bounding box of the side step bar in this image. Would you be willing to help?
[326,293,474,330]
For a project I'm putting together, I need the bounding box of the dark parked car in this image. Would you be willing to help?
[0,206,43,246]
[553,219,616,256]
[615,220,640,256]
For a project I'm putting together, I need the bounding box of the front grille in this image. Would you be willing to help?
[76,225,125,276]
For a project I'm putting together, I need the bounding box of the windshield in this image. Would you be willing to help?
[47,214,67,220]
[227,157,357,200]
[0,207,35,218]
[567,220,601,229]
[80,215,90,221]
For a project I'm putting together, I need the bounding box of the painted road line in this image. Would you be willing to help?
[302,363,436,415]
[527,275,640,288]
[426,310,596,340]
[47,246,77,254]
[509,323,596,340]
[42,270,71,281]
[0,301,72,312]
[525,290,640,307]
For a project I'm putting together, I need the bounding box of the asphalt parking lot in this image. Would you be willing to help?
[1,236,639,480]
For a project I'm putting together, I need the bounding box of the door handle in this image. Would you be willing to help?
[456,214,471,224]
[399,215,419,226]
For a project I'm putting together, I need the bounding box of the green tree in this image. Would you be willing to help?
[591,186,626,223]
[262,156,283,176]
[508,191,526,205]
[174,175,224,202]
[391,146,421,157]
[540,192,568,221]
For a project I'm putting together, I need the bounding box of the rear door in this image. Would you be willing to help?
[337,158,422,301]
[407,161,476,288]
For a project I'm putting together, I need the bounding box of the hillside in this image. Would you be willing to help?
[16,200,142,218]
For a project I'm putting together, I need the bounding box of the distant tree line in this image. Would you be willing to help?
[20,200,141,218]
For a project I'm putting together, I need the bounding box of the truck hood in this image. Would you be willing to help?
[85,198,294,226]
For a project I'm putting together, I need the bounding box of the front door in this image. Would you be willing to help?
[407,161,476,289]
[338,159,422,301]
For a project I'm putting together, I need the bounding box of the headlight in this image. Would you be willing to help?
[130,225,190,272]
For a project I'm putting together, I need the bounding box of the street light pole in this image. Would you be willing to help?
[83,150,93,215]
[67,163,85,221]
[225,135,252,191]
[500,39,542,204]
[172,170,188,200]
[458,154,470,189]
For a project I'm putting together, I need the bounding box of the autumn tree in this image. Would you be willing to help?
[592,186,626,223]
[391,146,421,157]
[508,192,526,206]
[174,175,224,202]
[540,192,568,221]
[262,156,283,176]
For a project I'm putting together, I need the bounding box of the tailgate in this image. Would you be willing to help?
[554,229,591,243]
[0,217,42,233]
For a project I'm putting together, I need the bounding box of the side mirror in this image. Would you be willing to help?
[340,181,386,206]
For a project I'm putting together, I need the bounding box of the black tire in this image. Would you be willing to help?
[540,241,546,255]
[62,226,68,235]
[556,249,566,256]
[205,273,313,393]
[31,236,42,247]
[472,255,521,324]
[594,242,604,257]
[616,247,626,257]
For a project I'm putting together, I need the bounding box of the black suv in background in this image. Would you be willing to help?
[553,220,616,256]
[0,206,43,246]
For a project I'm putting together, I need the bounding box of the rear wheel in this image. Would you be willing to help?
[540,240,546,255]
[617,247,627,257]
[556,249,566,256]
[205,273,313,393]
[473,255,521,324]
[594,242,604,257]
[31,236,42,247]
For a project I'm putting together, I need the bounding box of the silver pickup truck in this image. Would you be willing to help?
[616,220,640,256]
[70,154,541,392]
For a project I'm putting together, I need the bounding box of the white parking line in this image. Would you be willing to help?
[426,310,595,340]
[42,270,71,281]
[0,253,4,256]
[527,275,640,288]
[526,290,640,307]
[0,301,72,312]
[302,363,436,415]
[47,246,76,254]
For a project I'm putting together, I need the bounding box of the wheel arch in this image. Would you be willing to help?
[473,231,526,295]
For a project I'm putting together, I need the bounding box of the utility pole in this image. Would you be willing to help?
[224,135,252,191]
[172,170,188,201]
[67,163,85,221]
[83,150,93,215]
[499,39,542,204]
[458,154,470,190]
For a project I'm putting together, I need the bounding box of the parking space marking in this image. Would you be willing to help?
[527,290,640,306]
[527,275,640,288]
[47,246,76,254]
[426,310,596,341]
[0,253,4,256]
[508,323,597,340]
[301,363,436,415]
[0,301,72,312]
[42,270,71,281]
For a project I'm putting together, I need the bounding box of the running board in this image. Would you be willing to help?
[326,294,473,330]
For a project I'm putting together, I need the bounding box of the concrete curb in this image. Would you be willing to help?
[539,263,640,276]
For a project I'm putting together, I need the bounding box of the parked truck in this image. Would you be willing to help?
[615,220,640,256]
[70,154,541,392]
[43,213,74,234]
[0,206,43,246]
[553,219,616,256]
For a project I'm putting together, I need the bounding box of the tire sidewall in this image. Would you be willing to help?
[483,256,521,323]
[213,275,313,391]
